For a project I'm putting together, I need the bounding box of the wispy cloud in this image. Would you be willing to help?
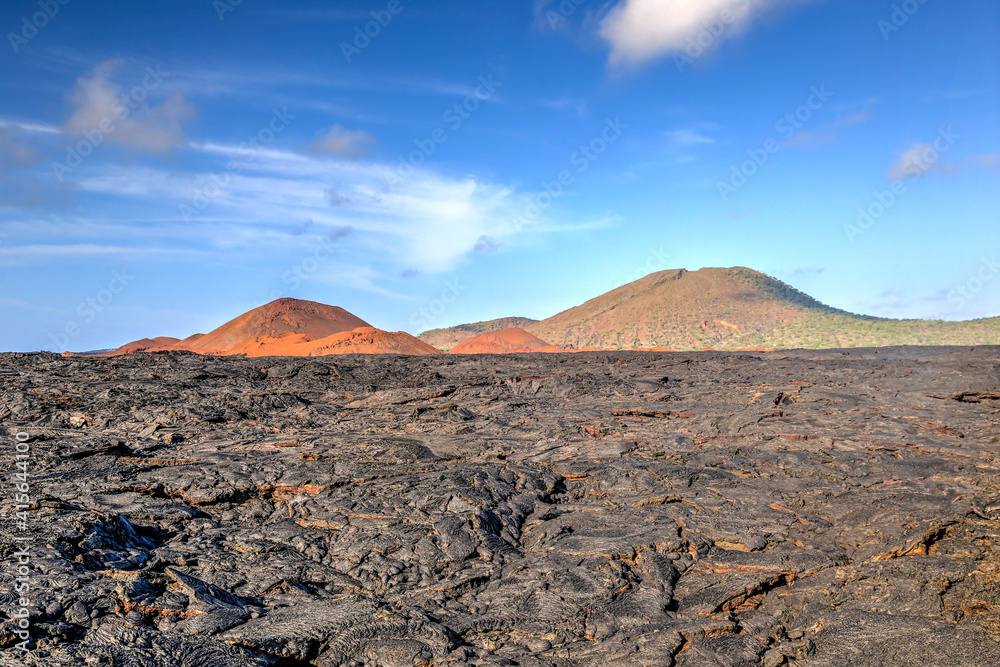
[968,153,1000,169]
[252,7,375,22]
[886,137,995,181]
[174,62,503,107]
[0,244,209,261]
[0,120,60,134]
[0,298,62,313]
[666,128,715,147]
[538,98,589,116]
[0,122,67,209]
[310,125,376,159]
[784,97,875,146]
[868,290,908,313]
[50,143,575,275]
[0,125,44,171]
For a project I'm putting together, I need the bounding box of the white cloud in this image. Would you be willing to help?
[599,0,806,66]
[368,175,519,272]
[64,60,195,155]
[889,143,940,181]
[0,119,59,134]
[310,125,375,158]
[65,144,563,274]
[885,146,998,180]
[0,243,208,260]
[666,128,715,146]
[0,298,62,313]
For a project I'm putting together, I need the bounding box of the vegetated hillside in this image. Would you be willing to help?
[519,267,819,349]
[742,312,1000,350]
[426,267,1000,351]
[419,317,539,352]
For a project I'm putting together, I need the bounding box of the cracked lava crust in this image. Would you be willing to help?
[1,347,999,666]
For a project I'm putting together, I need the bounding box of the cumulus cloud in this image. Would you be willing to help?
[599,0,807,66]
[64,60,195,155]
[310,125,375,158]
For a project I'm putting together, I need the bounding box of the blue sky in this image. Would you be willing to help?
[0,0,997,352]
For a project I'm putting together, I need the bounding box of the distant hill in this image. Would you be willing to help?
[104,299,440,357]
[107,336,181,355]
[421,267,1000,350]
[420,317,539,352]
[450,327,561,354]
[293,327,440,357]
[178,298,371,355]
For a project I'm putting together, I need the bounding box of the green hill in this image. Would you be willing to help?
[419,267,1000,351]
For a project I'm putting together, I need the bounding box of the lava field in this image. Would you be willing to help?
[1,347,999,666]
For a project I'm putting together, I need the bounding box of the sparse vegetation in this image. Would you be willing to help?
[420,268,999,351]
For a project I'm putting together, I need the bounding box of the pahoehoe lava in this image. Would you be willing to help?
[1,347,999,665]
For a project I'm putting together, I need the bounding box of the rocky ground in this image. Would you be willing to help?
[1,347,999,666]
